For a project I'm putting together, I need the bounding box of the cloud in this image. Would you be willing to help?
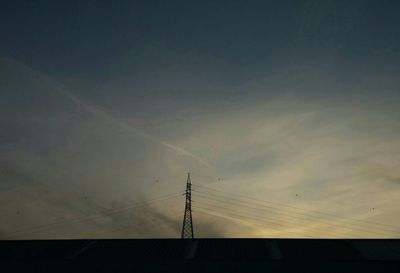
[1,53,400,238]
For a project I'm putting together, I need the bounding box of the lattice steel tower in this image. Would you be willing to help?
[181,172,194,239]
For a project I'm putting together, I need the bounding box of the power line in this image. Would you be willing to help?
[81,208,184,238]
[5,191,183,239]
[192,202,355,238]
[193,190,398,237]
[194,187,399,236]
[193,184,400,232]
[194,199,392,238]
[194,207,321,238]
[194,197,360,237]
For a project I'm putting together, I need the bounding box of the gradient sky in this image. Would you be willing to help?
[1,0,400,238]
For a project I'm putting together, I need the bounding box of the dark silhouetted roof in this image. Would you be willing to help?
[1,239,399,272]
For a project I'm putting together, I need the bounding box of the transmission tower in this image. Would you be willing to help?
[181,172,194,239]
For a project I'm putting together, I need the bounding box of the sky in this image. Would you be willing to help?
[1,0,400,239]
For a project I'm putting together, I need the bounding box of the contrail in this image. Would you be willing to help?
[60,90,210,166]
[5,58,210,167]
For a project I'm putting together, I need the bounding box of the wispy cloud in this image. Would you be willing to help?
[1,57,400,238]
